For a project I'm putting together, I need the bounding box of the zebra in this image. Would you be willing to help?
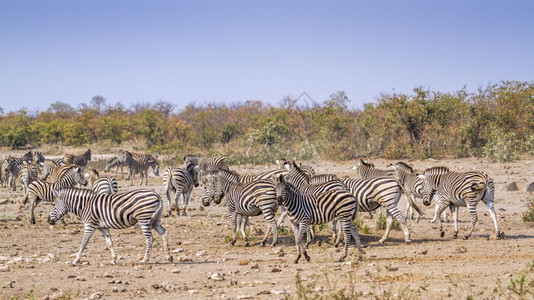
[121,151,160,186]
[63,149,91,169]
[2,157,23,191]
[48,187,172,265]
[184,154,200,167]
[23,165,87,224]
[202,168,279,247]
[104,156,125,179]
[417,170,502,239]
[40,159,62,181]
[198,156,229,184]
[393,162,449,223]
[355,159,394,178]
[31,150,45,165]
[17,161,39,198]
[87,169,118,195]
[272,174,363,263]
[162,164,199,216]
[0,157,5,189]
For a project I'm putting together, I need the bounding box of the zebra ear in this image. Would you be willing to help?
[283,161,290,171]
[417,174,426,180]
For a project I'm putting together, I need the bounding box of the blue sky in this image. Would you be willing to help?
[1,1,533,113]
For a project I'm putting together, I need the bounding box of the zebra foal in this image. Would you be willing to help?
[48,187,172,265]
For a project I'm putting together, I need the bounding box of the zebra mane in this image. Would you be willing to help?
[395,161,414,173]
[359,159,375,169]
[423,166,450,175]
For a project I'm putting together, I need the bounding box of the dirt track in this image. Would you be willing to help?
[1,157,533,299]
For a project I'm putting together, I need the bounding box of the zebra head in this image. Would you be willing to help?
[417,174,437,206]
[201,174,217,206]
[48,189,68,225]
[151,161,160,176]
[105,156,121,172]
[213,173,226,205]
[187,164,199,187]
[73,166,88,186]
[272,174,288,205]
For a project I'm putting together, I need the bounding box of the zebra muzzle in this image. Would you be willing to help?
[47,216,56,225]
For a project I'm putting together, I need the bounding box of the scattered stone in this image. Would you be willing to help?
[456,246,467,253]
[236,295,253,299]
[171,269,181,274]
[0,265,9,272]
[527,182,534,192]
[210,273,225,281]
[238,260,249,265]
[421,250,428,255]
[67,275,76,279]
[250,263,259,269]
[172,248,184,253]
[273,248,284,257]
[188,289,199,295]
[506,182,519,191]
[0,199,8,205]
[198,206,204,211]
[75,276,86,281]
[103,272,113,278]
[196,250,207,257]
[112,287,119,293]
[70,229,80,235]
[271,268,282,273]
[178,256,193,262]
[271,290,286,295]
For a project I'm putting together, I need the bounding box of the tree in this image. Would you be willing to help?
[90,95,106,111]
[324,91,350,110]
[48,101,74,115]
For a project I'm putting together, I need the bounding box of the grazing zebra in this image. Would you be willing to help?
[393,162,449,223]
[355,159,394,178]
[48,187,172,265]
[198,156,229,184]
[63,149,91,169]
[202,169,279,247]
[104,156,125,179]
[162,164,199,216]
[17,161,39,198]
[273,174,363,263]
[418,170,501,239]
[87,169,118,195]
[121,151,160,186]
[23,165,87,224]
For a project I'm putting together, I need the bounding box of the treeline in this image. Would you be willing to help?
[0,81,533,163]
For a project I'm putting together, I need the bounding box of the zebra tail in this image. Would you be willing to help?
[151,197,165,226]
[397,181,424,216]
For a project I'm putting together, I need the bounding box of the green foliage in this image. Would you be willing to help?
[0,82,533,163]
[522,198,534,222]
[376,213,401,231]
[354,218,371,235]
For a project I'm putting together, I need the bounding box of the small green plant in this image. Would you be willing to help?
[277,226,292,236]
[353,218,371,234]
[493,260,534,299]
[224,231,247,243]
[376,213,401,231]
[27,285,37,300]
[522,198,534,222]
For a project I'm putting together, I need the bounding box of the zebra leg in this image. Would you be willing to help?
[277,205,287,227]
[430,202,440,223]
[179,190,188,216]
[483,198,502,239]
[153,222,173,263]
[379,210,394,244]
[338,219,353,262]
[450,205,459,239]
[138,172,144,186]
[334,221,343,248]
[295,220,310,263]
[260,209,277,247]
[463,203,479,240]
[238,215,249,246]
[139,221,154,263]
[165,187,173,217]
[129,171,135,186]
[99,228,117,265]
[29,193,39,225]
[229,211,238,246]
[435,200,449,238]
[349,222,364,258]
[331,219,339,244]
[73,225,96,265]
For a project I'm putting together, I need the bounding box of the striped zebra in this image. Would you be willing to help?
[162,164,199,216]
[198,156,229,184]
[63,149,91,169]
[104,156,125,179]
[39,159,62,181]
[0,157,6,189]
[121,151,160,186]
[17,161,39,198]
[87,169,118,195]
[48,187,172,265]
[202,169,279,247]
[273,174,363,263]
[2,157,25,191]
[184,155,200,167]
[393,162,449,223]
[23,165,87,224]
[355,159,394,178]
[31,151,45,165]
[418,170,502,239]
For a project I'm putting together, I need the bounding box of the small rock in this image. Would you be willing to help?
[198,206,204,211]
[0,199,8,205]
[0,265,9,272]
[421,250,428,255]
[75,276,86,281]
[188,289,199,295]
[171,269,181,274]
[196,250,207,257]
[103,272,113,278]
[67,275,76,279]
[238,260,249,265]
[236,295,252,299]
[273,248,284,257]
[3,280,15,288]
[527,182,534,192]
[210,273,225,281]
[112,287,119,293]
[506,182,519,191]
[90,292,103,299]
[172,248,184,253]
[250,263,259,269]
[271,268,282,273]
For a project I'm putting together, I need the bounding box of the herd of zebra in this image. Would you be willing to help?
[0,150,503,265]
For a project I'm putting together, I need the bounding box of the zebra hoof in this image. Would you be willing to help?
[270,242,277,247]
[181,211,188,216]
[244,242,250,247]
[378,239,385,244]
[168,255,174,263]
[294,255,301,264]
[30,219,36,225]
[404,239,412,244]
[452,234,458,239]
[304,254,310,262]
[463,235,470,240]
[259,242,265,247]
[440,231,445,238]
[110,260,117,265]
[429,219,436,224]
[497,232,505,240]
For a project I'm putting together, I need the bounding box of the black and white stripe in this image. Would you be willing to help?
[17,161,38,198]
[104,156,125,179]
[162,164,199,216]
[63,149,91,169]
[356,159,394,178]
[39,159,62,181]
[272,174,363,263]
[198,156,229,184]
[418,170,501,239]
[121,151,160,186]
[24,165,87,224]
[48,187,172,265]
[203,169,279,247]
[87,169,118,195]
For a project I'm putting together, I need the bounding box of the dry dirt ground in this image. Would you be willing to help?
[1,156,534,299]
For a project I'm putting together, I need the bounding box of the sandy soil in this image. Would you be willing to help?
[1,157,533,299]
